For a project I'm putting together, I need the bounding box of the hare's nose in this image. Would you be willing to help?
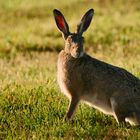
[74,53,79,58]
[77,52,80,56]
[75,48,79,53]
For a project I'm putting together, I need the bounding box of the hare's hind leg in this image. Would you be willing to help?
[125,116,140,126]
[125,101,140,126]
[110,97,126,124]
[66,96,79,120]
[126,112,140,126]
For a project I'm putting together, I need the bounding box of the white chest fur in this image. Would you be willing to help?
[57,72,71,99]
[57,52,71,99]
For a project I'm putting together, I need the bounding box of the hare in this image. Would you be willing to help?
[53,8,140,125]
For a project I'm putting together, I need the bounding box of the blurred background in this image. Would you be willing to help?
[0,0,140,81]
[0,0,140,139]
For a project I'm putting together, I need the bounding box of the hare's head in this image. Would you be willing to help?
[53,9,94,58]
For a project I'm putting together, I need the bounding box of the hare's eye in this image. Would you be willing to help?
[67,37,72,43]
[66,41,71,48]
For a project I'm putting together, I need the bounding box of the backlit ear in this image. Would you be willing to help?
[77,9,94,35]
[53,9,70,38]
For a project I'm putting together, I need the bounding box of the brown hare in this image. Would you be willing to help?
[53,8,140,125]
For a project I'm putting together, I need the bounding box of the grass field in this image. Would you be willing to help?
[0,0,140,139]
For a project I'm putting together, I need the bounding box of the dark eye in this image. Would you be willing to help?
[66,38,71,48]
[67,36,72,43]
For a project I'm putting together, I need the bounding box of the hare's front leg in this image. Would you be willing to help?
[66,96,79,120]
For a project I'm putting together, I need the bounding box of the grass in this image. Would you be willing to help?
[0,0,140,139]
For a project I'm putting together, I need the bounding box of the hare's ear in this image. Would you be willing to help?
[53,9,70,38]
[77,9,94,35]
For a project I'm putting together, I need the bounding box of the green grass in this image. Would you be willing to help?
[0,0,140,139]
